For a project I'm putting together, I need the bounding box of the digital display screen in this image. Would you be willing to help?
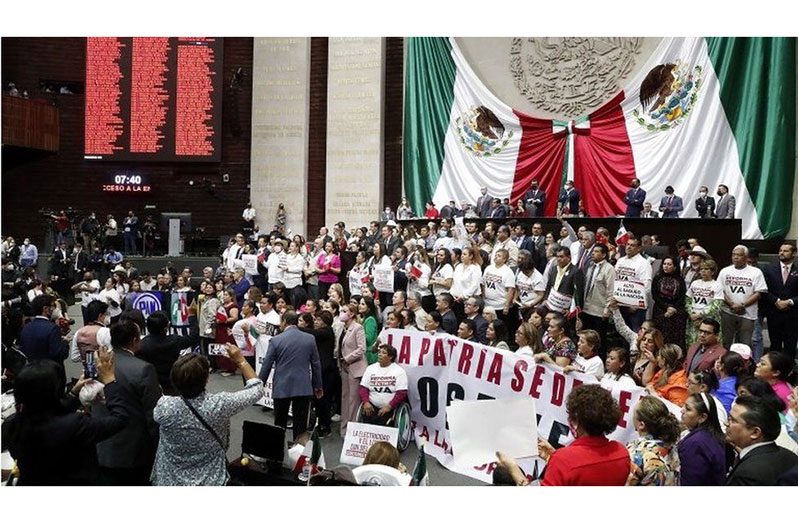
[84,37,223,162]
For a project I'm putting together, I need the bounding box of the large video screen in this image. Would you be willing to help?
[84,37,223,162]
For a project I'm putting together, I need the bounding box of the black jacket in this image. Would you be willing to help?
[726,442,798,486]
[2,382,129,485]
[137,328,200,394]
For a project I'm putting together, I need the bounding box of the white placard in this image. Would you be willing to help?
[349,269,367,297]
[545,289,572,312]
[241,254,259,275]
[372,266,394,293]
[613,279,647,309]
[254,336,275,409]
[339,421,399,466]
[446,397,539,467]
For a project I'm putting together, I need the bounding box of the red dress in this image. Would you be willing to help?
[424,208,439,219]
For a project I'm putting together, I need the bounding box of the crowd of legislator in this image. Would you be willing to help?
[2,174,797,486]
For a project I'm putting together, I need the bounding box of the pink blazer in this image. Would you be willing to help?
[340,322,367,379]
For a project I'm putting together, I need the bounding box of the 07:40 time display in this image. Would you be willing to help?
[102,174,152,193]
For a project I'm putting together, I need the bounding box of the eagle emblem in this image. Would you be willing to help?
[455,105,513,157]
[633,61,702,131]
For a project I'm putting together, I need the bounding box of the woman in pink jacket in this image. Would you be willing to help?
[338,303,367,436]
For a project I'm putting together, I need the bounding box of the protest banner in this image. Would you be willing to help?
[241,254,259,275]
[372,266,394,293]
[339,422,399,466]
[545,289,572,313]
[254,336,276,409]
[613,279,647,308]
[378,329,677,483]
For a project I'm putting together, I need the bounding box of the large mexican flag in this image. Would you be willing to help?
[403,37,795,239]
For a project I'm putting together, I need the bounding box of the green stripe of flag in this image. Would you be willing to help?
[403,37,457,217]
[706,37,796,238]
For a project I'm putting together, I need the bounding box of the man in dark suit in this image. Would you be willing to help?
[476,187,493,218]
[70,243,90,278]
[683,318,727,373]
[544,247,585,314]
[137,311,200,395]
[524,180,546,217]
[488,198,507,219]
[19,294,69,383]
[258,311,323,442]
[695,185,716,218]
[726,395,798,486]
[439,200,455,220]
[529,222,547,272]
[658,186,684,218]
[640,202,659,218]
[557,181,580,217]
[761,243,798,360]
[464,296,489,345]
[435,293,458,335]
[623,178,646,217]
[511,222,535,254]
[96,320,162,485]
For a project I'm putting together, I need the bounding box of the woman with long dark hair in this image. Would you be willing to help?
[3,351,127,485]
[358,296,380,366]
[651,256,687,347]
[316,240,341,302]
[677,392,729,485]
[647,343,689,406]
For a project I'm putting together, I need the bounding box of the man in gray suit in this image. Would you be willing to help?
[715,184,736,219]
[96,320,162,485]
[259,311,323,442]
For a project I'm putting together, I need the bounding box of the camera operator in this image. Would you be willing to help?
[79,212,101,251]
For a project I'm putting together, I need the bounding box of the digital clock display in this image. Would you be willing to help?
[102,173,152,193]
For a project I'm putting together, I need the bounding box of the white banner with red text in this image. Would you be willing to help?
[378,328,678,483]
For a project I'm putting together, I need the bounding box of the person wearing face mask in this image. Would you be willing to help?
[69,299,111,363]
[19,294,70,384]
[694,186,716,218]
[18,238,38,268]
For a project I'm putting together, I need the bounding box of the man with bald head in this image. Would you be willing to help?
[717,245,768,348]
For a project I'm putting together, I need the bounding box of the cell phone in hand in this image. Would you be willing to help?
[208,344,228,356]
[83,351,98,379]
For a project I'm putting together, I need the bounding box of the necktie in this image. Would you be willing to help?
[784,264,790,285]
[586,264,596,295]
[668,196,673,207]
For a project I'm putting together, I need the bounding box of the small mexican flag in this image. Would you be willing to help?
[410,440,429,486]
[215,305,228,324]
[615,221,630,246]
[293,427,324,481]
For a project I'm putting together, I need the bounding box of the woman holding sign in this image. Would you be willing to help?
[316,241,341,304]
[496,384,630,486]
[685,259,724,347]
